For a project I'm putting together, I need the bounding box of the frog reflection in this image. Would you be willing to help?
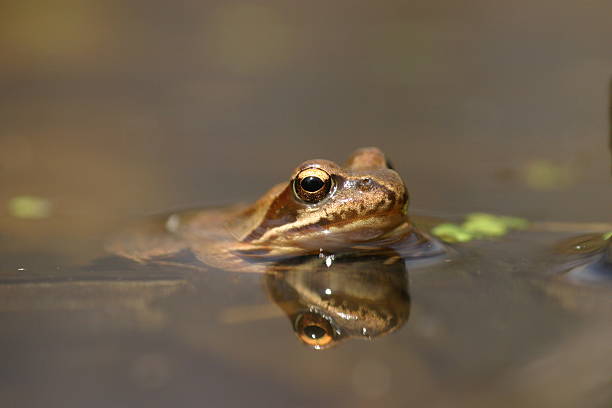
[264,252,410,349]
[555,234,612,286]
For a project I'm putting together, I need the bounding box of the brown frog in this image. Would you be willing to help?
[108,147,444,273]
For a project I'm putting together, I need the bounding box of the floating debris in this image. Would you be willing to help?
[430,223,473,243]
[432,213,529,243]
[463,213,529,238]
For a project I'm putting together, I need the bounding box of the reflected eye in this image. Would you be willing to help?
[295,312,334,349]
[293,168,332,203]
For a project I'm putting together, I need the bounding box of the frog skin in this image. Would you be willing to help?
[108,147,444,273]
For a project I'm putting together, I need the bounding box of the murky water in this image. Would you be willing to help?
[1,229,611,407]
[2,1,612,407]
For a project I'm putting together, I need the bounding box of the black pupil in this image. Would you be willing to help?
[303,325,327,339]
[301,176,325,192]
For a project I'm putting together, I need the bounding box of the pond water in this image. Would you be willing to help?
[1,226,611,407]
[1,1,612,407]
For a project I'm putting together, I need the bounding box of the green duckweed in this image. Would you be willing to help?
[431,213,529,243]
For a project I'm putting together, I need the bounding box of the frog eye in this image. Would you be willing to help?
[293,167,333,203]
[294,312,335,349]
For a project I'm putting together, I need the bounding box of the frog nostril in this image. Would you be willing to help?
[358,178,373,190]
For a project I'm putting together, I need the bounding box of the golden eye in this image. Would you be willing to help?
[293,168,332,203]
[294,312,335,349]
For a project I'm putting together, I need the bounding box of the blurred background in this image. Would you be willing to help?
[1,0,612,263]
[1,2,612,407]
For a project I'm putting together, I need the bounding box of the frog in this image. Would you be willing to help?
[108,147,446,274]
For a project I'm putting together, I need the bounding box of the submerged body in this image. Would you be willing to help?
[109,147,444,273]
